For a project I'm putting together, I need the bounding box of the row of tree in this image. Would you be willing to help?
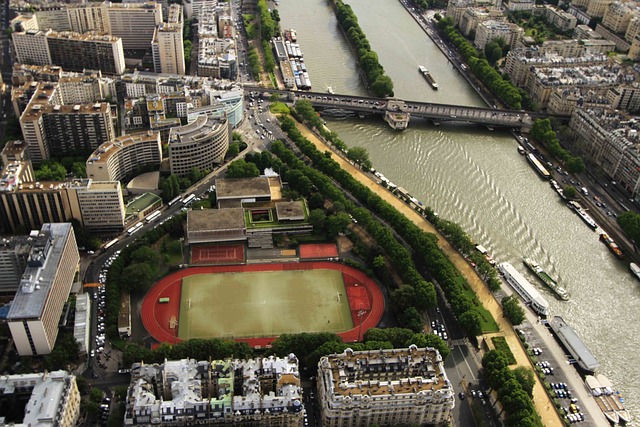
[436,17,527,110]
[482,350,542,427]
[160,167,208,202]
[334,0,394,98]
[530,118,585,173]
[286,108,497,336]
[617,211,640,244]
[257,0,278,41]
[247,45,262,79]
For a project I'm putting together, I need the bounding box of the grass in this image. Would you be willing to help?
[269,71,277,88]
[270,102,291,114]
[491,336,516,365]
[455,275,499,333]
[178,269,353,340]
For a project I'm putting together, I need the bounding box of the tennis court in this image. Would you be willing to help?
[178,269,353,340]
[190,244,245,265]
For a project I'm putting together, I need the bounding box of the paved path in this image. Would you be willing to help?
[294,122,564,427]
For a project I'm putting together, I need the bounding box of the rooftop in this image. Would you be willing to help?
[125,192,162,215]
[7,223,74,320]
[275,201,306,221]
[187,208,246,232]
[86,132,161,165]
[168,114,227,145]
[215,177,271,200]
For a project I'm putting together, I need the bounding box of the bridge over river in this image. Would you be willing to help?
[244,86,565,130]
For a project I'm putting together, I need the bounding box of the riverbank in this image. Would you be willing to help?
[294,121,564,427]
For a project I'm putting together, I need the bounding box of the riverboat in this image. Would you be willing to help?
[522,257,570,301]
[585,375,632,424]
[550,179,567,200]
[498,262,549,316]
[599,232,624,259]
[567,201,598,229]
[475,244,496,266]
[549,316,599,373]
[517,145,525,155]
[526,153,550,179]
[418,65,438,90]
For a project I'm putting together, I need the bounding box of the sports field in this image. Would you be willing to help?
[177,269,353,340]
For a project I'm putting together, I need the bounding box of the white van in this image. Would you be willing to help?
[581,187,589,196]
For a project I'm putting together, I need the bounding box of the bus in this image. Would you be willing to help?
[104,238,119,250]
[182,194,196,205]
[168,196,182,206]
[158,297,170,303]
[145,211,161,223]
[127,223,143,236]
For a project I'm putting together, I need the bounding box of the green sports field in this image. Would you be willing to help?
[178,269,354,340]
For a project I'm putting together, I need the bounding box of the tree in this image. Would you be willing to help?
[131,246,160,265]
[618,211,640,243]
[512,366,535,397]
[391,285,416,311]
[459,310,483,336]
[502,295,526,325]
[398,306,424,332]
[227,142,240,158]
[308,209,326,232]
[35,161,67,181]
[405,333,451,359]
[563,185,577,199]
[346,146,372,170]
[122,263,154,292]
[326,212,351,237]
[226,159,260,178]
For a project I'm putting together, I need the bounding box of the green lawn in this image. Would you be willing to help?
[456,275,499,333]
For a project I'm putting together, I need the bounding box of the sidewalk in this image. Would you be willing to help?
[294,122,564,427]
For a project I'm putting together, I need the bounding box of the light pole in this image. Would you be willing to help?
[357,309,366,342]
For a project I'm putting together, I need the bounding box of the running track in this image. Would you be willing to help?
[141,262,385,346]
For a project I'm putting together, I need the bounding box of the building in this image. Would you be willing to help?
[317,346,455,427]
[570,107,640,196]
[66,180,126,231]
[46,31,125,75]
[58,73,107,104]
[7,223,79,356]
[168,114,230,177]
[124,355,304,426]
[602,1,635,34]
[459,8,505,37]
[73,293,91,354]
[1,140,30,165]
[86,131,162,182]
[12,29,52,66]
[106,2,163,51]
[35,7,71,32]
[0,235,32,295]
[540,5,577,31]
[67,3,110,34]
[474,20,524,50]
[152,23,185,75]
[608,85,640,112]
[215,176,272,208]
[0,371,80,427]
[504,0,535,12]
[587,0,615,18]
[186,208,246,244]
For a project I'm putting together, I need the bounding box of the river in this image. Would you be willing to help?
[278,0,640,422]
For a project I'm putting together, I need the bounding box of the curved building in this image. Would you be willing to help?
[168,114,229,177]
[86,131,162,182]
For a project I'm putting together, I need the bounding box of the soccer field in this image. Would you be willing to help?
[178,269,354,340]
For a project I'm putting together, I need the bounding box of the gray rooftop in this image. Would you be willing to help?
[215,177,271,200]
[275,201,305,221]
[551,316,599,371]
[7,223,74,320]
[187,208,246,232]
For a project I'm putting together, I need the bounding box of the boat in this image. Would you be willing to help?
[549,316,599,373]
[327,85,334,94]
[522,257,570,301]
[550,179,567,200]
[418,65,438,90]
[498,262,550,316]
[567,201,598,229]
[517,145,525,155]
[599,232,624,259]
[630,262,640,281]
[585,375,632,424]
[526,153,550,179]
[475,244,496,266]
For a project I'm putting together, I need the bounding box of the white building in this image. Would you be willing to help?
[106,2,163,51]
[73,293,91,354]
[0,371,80,427]
[124,356,304,426]
[12,29,52,66]
[474,20,524,50]
[6,223,79,356]
[152,23,185,75]
[318,346,455,427]
[68,180,126,231]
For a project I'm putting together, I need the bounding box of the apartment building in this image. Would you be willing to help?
[124,355,304,426]
[67,3,110,34]
[86,132,162,182]
[608,85,640,112]
[459,8,505,37]
[540,5,578,31]
[0,371,80,427]
[0,235,32,294]
[152,23,185,75]
[625,15,640,43]
[58,73,106,104]
[587,0,615,18]
[12,29,52,66]
[317,346,455,427]
[168,114,230,177]
[570,108,640,196]
[66,180,126,231]
[35,7,71,32]
[474,20,524,50]
[106,2,163,51]
[527,66,618,107]
[504,0,535,12]
[46,31,125,75]
[1,140,30,165]
[7,223,79,356]
[602,1,635,34]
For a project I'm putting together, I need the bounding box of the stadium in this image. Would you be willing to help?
[141,244,385,347]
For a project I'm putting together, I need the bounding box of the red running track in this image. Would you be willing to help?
[141,262,385,346]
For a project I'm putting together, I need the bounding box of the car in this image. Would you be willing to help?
[477,391,483,398]
[90,350,95,357]
[471,390,477,398]
[458,392,465,400]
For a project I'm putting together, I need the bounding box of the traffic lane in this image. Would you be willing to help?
[444,345,480,427]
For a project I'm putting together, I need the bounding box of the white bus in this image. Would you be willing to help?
[145,211,162,223]
[104,238,119,250]
[168,196,182,206]
[182,194,196,205]
[127,223,143,236]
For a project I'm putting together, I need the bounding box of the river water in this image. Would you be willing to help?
[279,0,640,421]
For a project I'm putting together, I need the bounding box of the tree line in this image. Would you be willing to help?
[436,16,531,110]
[530,118,585,173]
[334,0,394,98]
[276,108,497,337]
